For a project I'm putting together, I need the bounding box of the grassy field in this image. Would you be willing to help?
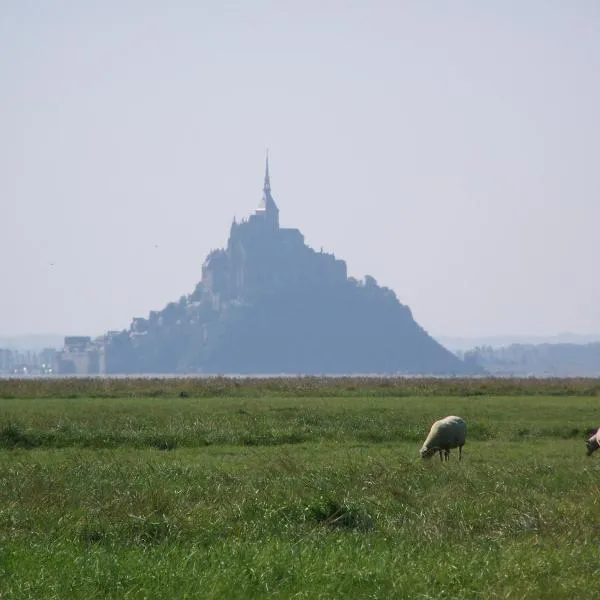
[1,378,600,599]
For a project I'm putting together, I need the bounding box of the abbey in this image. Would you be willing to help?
[202,154,347,308]
[105,156,478,375]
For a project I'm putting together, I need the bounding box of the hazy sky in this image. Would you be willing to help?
[2,1,599,339]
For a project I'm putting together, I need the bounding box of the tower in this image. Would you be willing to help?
[255,150,279,230]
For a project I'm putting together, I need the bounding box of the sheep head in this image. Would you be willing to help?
[420,446,437,459]
[586,437,599,457]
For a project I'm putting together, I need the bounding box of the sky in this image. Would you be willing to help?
[2,1,599,340]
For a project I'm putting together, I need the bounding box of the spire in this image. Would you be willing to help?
[254,149,279,229]
[263,149,271,194]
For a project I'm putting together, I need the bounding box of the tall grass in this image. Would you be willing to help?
[2,375,600,399]
[1,388,600,598]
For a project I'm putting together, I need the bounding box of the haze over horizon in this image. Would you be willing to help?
[2,2,599,340]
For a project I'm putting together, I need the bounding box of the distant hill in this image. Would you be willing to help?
[459,342,600,377]
[105,158,480,376]
[437,333,600,352]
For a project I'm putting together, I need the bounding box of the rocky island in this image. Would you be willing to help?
[106,157,478,375]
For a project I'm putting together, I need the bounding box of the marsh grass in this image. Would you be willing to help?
[1,387,600,598]
[2,375,600,399]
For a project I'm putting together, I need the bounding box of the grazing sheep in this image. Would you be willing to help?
[586,428,600,457]
[420,415,467,462]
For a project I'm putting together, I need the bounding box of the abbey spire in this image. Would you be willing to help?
[255,149,279,230]
[263,150,271,194]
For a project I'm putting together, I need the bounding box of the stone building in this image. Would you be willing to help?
[202,153,347,306]
[56,336,106,374]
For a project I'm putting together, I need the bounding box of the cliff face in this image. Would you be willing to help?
[105,169,479,375]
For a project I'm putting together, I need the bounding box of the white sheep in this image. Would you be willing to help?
[586,427,600,457]
[420,415,467,462]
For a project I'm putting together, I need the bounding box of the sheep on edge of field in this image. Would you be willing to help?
[586,428,600,457]
[420,415,467,462]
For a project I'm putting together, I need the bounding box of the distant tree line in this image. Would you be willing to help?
[459,343,600,377]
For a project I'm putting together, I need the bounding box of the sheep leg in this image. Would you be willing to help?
[439,450,443,462]
[459,446,462,461]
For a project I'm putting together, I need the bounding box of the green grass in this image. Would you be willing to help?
[1,382,600,598]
